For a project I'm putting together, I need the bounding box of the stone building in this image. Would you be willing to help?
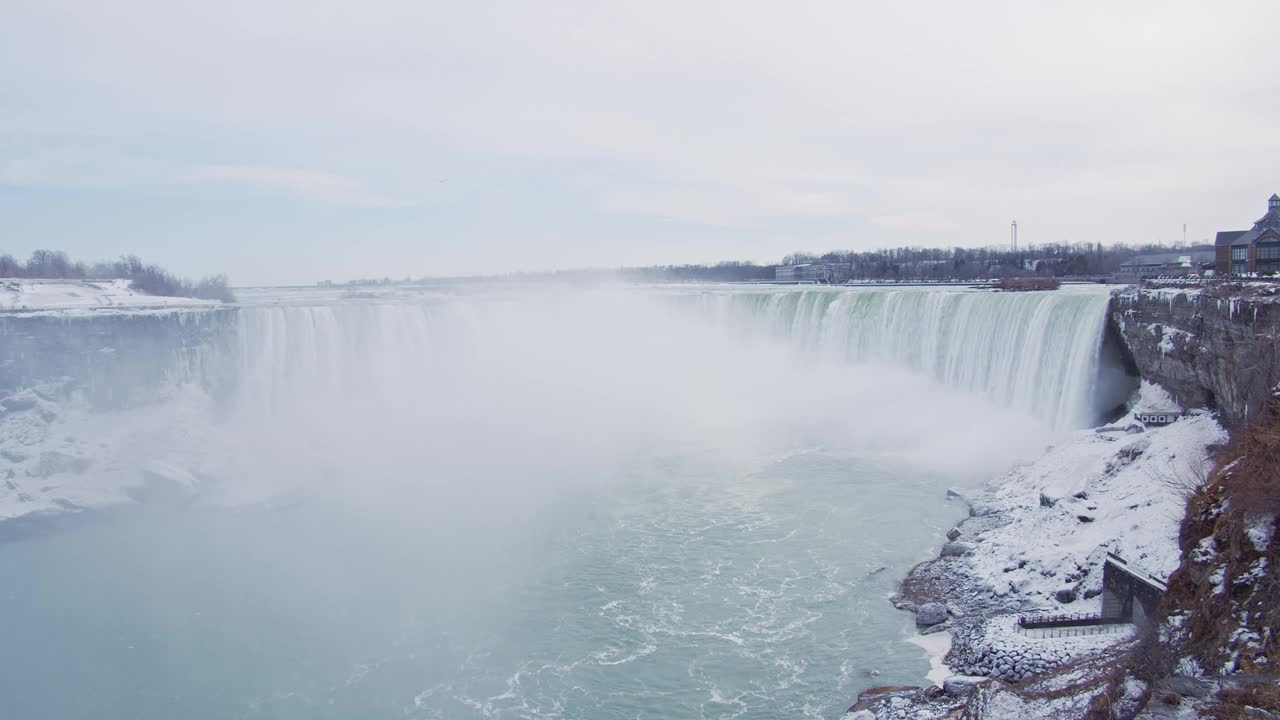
[774,262,851,283]
[1101,553,1166,623]
[1215,194,1280,275]
[1114,250,1214,282]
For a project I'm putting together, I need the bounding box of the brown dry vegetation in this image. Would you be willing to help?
[1203,683,1280,719]
[1161,401,1280,674]
[1219,410,1280,517]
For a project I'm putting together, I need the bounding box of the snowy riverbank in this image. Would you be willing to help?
[1,282,234,535]
[854,383,1227,718]
[0,278,219,316]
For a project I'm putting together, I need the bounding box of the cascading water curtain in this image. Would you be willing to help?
[691,287,1111,429]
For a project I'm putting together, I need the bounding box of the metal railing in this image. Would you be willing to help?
[1013,607,1136,630]
[1016,623,1131,638]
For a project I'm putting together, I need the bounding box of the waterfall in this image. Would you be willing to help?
[229,285,1114,432]
[233,300,469,419]
[683,285,1113,429]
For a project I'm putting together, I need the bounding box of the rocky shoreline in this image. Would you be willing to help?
[848,392,1227,719]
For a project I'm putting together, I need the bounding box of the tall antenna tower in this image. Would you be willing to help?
[1011,219,1018,253]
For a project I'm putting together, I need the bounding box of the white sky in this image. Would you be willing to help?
[2,0,1278,284]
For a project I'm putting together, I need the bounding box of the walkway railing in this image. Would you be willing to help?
[1015,612,1132,636]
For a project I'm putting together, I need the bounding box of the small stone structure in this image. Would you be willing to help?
[1014,552,1167,639]
[1101,552,1166,623]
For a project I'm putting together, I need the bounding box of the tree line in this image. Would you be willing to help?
[778,241,1167,281]
[619,241,1214,283]
[0,249,235,302]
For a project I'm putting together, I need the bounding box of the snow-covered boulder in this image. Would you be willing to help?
[943,676,987,697]
[127,461,201,505]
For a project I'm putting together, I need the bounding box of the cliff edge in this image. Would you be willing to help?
[1109,281,1280,427]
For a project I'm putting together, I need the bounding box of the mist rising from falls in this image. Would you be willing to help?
[683,286,1115,429]
[217,287,1093,503]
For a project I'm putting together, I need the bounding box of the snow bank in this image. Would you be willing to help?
[906,631,953,685]
[0,380,231,527]
[0,279,218,315]
[1127,380,1181,416]
[967,397,1224,610]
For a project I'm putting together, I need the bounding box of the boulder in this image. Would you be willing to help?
[915,602,949,626]
[969,501,997,517]
[1164,676,1214,699]
[920,621,950,635]
[0,392,39,414]
[943,676,986,697]
[946,487,964,499]
[1055,588,1077,604]
[849,685,919,713]
[940,542,976,558]
[126,461,200,505]
[946,527,963,541]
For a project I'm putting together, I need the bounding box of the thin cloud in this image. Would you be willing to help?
[2,0,1279,282]
[185,165,406,208]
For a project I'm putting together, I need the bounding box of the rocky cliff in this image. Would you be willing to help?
[1109,282,1280,427]
[0,307,238,409]
[1,306,239,535]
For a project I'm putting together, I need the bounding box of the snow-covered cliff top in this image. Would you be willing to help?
[0,279,220,316]
[1112,279,1280,304]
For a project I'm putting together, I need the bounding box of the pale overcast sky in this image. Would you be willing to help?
[2,0,1278,284]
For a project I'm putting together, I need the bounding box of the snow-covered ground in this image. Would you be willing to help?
[964,382,1225,611]
[0,380,226,526]
[0,278,219,315]
[869,383,1227,718]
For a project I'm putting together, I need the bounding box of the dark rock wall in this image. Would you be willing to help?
[0,308,238,409]
[1109,286,1280,427]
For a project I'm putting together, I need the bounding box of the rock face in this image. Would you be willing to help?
[1110,284,1280,427]
[0,308,237,409]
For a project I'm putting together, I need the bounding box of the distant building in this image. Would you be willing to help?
[1114,250,1215,282]
[774,263,851,283]
[1215,194,1280,275]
